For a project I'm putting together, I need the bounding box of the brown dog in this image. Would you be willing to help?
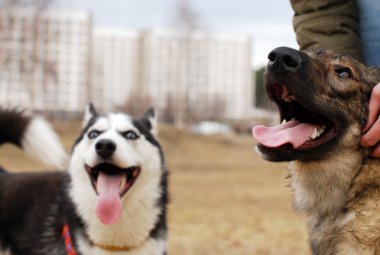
[253,47,380,255]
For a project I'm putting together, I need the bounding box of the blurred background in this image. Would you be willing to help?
[0,0,311,254]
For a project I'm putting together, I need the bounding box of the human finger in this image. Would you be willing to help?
[364,83,380,132]
[361,116,380,147]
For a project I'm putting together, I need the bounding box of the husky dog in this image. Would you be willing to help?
[253,47,380,255]
[0,104,168,255]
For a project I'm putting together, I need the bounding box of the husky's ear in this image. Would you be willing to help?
[83,103,98,127]
[140,107,157,135]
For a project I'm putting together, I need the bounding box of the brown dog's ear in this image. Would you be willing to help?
[140,107,157,135]
[83,103,98,127]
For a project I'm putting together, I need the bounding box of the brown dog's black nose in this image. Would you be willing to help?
[268,47,302,72]
[95,139,116,159]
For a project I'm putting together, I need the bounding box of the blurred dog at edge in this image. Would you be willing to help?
[0,104,168,255]
[253,47,380,255]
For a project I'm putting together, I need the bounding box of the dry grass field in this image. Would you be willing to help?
[0,121,311,255]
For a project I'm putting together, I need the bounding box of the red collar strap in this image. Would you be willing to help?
[62,224,77,255]
[62,224,140,253]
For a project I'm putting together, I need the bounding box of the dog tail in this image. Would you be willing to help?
[0,108,68,170]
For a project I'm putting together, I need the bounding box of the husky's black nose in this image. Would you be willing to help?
[268,47,302,73]
[95,139,116,159]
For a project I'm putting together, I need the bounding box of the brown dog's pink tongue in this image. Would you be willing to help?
[252,119,318,149]
[96,172,124,225]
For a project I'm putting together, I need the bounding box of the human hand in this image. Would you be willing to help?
[361,83,380,157]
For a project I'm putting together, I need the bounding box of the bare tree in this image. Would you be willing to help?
[171,0,200,31]
[209,95,226,121]
[117,89,153,117]
[170,0,204,126]
[0,0,57,109]
[161,93,175,123]
[189,94,226,122]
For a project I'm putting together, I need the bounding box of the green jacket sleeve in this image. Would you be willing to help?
[290,0,363,61]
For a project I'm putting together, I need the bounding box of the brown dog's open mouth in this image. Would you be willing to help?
[85,163,141,198]
[253,83,339,151]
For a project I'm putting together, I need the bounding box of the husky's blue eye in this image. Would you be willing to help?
[88,130,101,139]
[335,67,353,79]
[123,131,139,140]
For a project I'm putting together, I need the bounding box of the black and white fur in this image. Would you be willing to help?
[0,105,168,255]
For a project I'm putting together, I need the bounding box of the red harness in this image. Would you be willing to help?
[62,224,77,255]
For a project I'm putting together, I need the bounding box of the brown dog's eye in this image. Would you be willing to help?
[335,67,353,79]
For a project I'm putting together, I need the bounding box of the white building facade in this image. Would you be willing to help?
[141,29,253,121]
[92,28,141,112]
[0,6,91,112]
[0,6,253,121]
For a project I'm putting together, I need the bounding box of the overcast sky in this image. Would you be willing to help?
[59,0,299,69]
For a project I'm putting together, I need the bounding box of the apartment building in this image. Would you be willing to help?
[141,29,253,121]
[0,6,91,112]
[92,28,141,112]
[0,6,253,121]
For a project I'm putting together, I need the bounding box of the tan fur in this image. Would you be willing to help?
[292,54,380,254]
[292,158,380,255]
[256,48,380,255]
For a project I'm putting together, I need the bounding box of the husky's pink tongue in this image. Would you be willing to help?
[96,172,124,225]
[252,119,318,149]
